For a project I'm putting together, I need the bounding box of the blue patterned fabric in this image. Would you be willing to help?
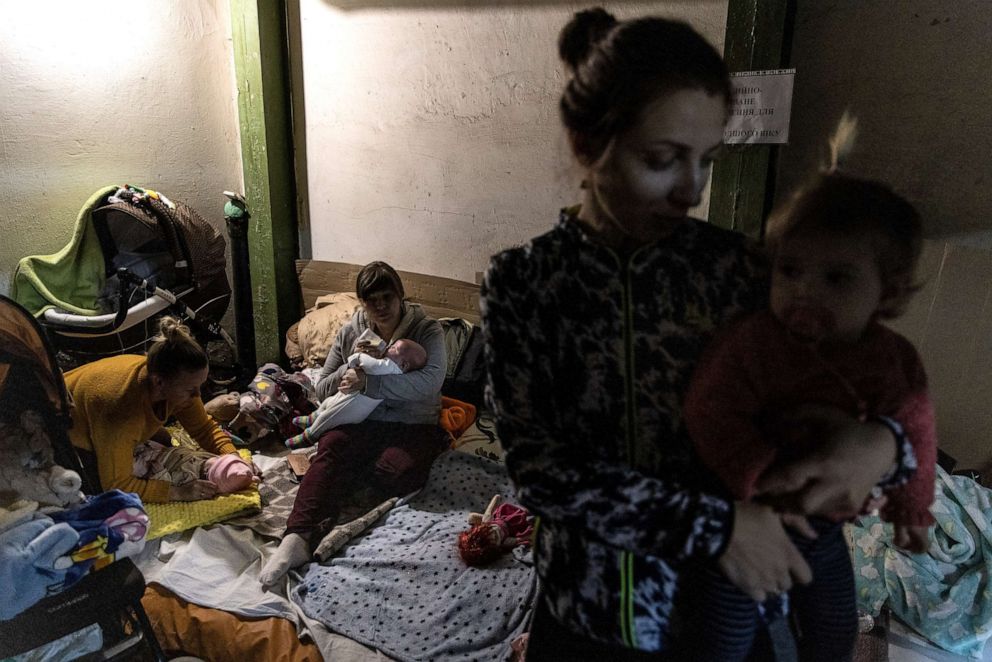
[851,466,992,658]
[292,450,536,661]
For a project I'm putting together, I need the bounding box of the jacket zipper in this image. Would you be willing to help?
[607,246,642,648]
[623,255,637,465]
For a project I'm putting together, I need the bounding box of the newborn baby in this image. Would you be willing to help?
[284,338,427,449]
[133,441,257,494]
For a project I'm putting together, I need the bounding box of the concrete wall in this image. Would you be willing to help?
[778,1,991,240]
[780,1,992,467]
[0,0,243,298]
[300,0,728,284]
[890,241,992,470]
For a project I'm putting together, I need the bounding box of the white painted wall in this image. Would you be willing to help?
[0,0,243,298]
[300,1,728,283]
[780,2,992,468]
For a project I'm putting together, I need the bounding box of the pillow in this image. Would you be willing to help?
[285,321,304,368]
[296,293,362,368]
[452,414,504,464]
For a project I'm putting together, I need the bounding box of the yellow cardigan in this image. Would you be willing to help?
[64,354,237,502]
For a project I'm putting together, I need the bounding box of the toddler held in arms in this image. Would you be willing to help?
[284,334,428,449]
[684,113,936,661]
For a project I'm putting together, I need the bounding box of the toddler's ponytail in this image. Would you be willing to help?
[827,110,858,174]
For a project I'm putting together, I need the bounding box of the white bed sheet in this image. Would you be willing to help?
[133,453,392,661]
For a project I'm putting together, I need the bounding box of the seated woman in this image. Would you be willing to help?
[65,316,253,502]
[260,261,448,587]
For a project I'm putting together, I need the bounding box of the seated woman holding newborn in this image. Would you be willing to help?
[284,337,427,449]
[260,261,449,587]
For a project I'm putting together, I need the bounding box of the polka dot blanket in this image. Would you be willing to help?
[291,450,537,661]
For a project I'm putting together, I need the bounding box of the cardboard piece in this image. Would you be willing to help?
[286,453,311,480]
[295,260,481,325]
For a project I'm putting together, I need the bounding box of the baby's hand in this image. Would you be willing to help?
[893,524,930,554]
[339,367,367,394]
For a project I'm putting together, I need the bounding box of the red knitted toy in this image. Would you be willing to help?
[458,495,534,566]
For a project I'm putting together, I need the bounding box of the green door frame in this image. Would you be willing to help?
[709,0,795,239]
[230,0,300,365]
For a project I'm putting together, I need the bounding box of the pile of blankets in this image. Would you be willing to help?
[850,466,992,658]
[0,490,149,620]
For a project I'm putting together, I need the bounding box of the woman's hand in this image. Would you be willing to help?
[355,340,384,358]
[755,404,898,518]
[717,502,813,602]
[169,479,218,501]
[338,367,367,394]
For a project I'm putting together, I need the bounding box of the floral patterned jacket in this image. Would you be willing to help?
[481,209,912,652]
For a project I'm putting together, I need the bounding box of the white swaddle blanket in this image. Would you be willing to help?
[305,351,402,436]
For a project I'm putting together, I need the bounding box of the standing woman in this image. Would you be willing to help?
[65,316,244,502]
[481,8,916,659]
[260,261,448,587]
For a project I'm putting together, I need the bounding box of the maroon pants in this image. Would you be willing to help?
[284,420,448,543]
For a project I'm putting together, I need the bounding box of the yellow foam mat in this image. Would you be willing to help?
[145,449,261,541]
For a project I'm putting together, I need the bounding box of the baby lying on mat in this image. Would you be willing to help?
[284,337,427,449]
[133,441,257,494]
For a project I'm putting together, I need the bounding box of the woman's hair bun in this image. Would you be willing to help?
[156,316,191,344]
[147,315,207,377]
[559,7,618,72]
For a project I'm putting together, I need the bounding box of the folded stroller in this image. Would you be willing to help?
[12,185,235,372]
[0,295,166,659]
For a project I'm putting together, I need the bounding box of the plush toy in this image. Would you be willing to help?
[457,494,534,566]
[0,410,85,515]
[204,391,241,425]
[227,364,317,444]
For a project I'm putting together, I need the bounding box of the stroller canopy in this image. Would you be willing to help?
[11,185,229,318]
[0,295,66,415]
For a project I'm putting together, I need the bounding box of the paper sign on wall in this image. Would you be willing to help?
[724,68,796,145]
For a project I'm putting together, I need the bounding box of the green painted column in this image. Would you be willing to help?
[230,0,300,364]
[709,0,795,238]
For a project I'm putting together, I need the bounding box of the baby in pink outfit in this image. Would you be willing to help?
[204,453,257,493]
[132,441,257,495]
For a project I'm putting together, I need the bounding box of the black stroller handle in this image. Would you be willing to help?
[43,268,235,353]
[118,270,239,364]
[40,269,183,336]
[112,267,132,329]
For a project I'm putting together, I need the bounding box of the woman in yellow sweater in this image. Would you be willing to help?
[65,316,245,502]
